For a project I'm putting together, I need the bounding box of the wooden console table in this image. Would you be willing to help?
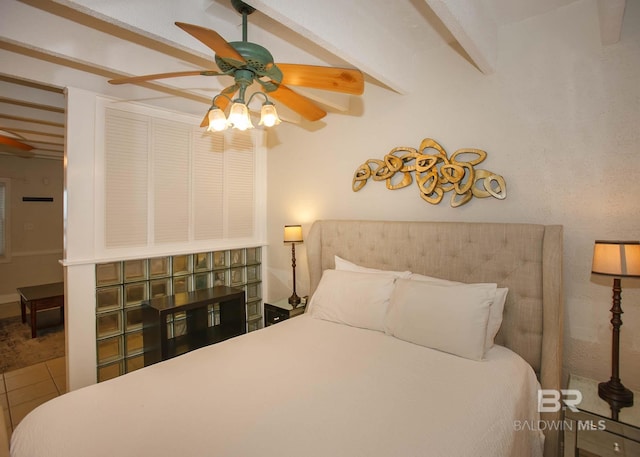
[17,282,65,338]
[142,286,246,366]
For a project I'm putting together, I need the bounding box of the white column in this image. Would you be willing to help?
[63,87,98,390]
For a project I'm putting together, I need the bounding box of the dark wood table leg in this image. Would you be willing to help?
[30,300,37,338]
[21,296,27,323]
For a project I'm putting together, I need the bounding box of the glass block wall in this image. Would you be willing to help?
[95,247,262,382]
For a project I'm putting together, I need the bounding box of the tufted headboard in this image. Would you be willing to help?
[306,219,563,457]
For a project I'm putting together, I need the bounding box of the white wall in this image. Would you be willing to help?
[0,155,63,302]
[266,0,640,389]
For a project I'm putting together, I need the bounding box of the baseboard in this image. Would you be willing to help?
[0,293,19,305]
[0,299,21,319]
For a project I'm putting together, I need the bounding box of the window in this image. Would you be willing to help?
[0,178,9,261]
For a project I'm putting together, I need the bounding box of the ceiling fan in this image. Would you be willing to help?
[0,129,34,157]
[108,0,364,130]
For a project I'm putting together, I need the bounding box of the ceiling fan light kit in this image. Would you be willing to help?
[108,0,364,132]
[205,68,282,132]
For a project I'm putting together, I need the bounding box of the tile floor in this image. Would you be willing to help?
[1,357,67,441]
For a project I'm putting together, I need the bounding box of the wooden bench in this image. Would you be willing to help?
[17,282,64,338]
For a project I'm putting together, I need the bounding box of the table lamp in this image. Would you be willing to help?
[591,240,640,419]
[284,225,303,307]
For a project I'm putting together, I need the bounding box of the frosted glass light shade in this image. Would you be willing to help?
[228,103,254,131]
[259,103,281,127]
[207,108,228,132]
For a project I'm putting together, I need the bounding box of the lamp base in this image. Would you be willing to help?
[599,379,634,419]
[288,293,301,308]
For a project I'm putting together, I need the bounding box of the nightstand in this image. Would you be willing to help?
[264,298,306,327]
[564,374,640,457]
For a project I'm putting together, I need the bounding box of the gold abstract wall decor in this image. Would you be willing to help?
[352,138,506,207]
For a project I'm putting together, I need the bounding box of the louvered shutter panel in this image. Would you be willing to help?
[225,131,255,238]
[101,104,260,253]
[192,131,224,240]
[104,109,149,248]
[153,119,190,243]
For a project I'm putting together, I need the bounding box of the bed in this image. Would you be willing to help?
[10,219,563,457]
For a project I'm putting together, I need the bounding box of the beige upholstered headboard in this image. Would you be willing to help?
[306,219,563,457]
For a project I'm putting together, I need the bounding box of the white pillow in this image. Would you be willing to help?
[408,273,507,352]
[385,279,495,361]
[309,269,397,332]
[335,255,411,279]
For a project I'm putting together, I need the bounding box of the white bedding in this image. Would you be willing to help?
[11,315,544,457]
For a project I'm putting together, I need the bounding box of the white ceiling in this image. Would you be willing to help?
[0,0,627,159]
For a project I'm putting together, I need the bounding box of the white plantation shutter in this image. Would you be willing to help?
[152,119,190,244]
[192,131,224,240]
[102,104,260,252]
[226,132,255,238]
[104,110,149,248]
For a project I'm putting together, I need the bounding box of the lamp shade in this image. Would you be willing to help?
[592,240,640,277]
[284,225,303,243]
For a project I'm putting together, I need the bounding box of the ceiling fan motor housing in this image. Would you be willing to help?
[216,41,282,84]
[231,0,255,15]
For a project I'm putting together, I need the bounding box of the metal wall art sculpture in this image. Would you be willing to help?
[352,138,506,208]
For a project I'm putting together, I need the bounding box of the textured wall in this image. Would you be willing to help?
[0,155,63,299]
[266,0,640,389]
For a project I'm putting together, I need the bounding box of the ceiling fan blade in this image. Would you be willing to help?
[0,134,33,153]
[175,22,246,67]
[200,85,239,128]
[109,70,223,85]
[267,85,327,121]
[199,112,210,128]
[277,64,364,95]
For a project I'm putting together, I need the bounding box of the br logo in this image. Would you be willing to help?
[538,389,582,413]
